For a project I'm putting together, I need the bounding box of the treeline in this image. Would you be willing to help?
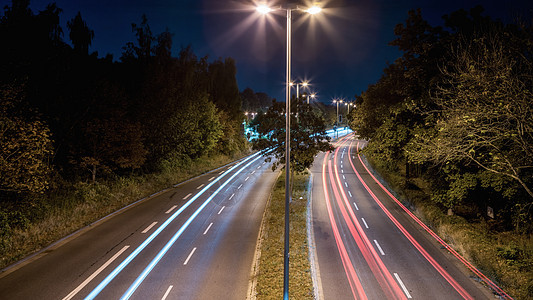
[350,6,533,232]
[0,1,247,197]
[240,87,273,113]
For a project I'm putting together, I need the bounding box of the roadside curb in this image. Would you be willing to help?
[307,170,324,300]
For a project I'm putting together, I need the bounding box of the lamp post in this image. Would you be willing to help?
[333,99,343,125]
[307,92,316,104]
[291,81,309,100]
[346,102,354,114]
[257,4,322,299]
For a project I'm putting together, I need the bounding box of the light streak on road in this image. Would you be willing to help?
[328,147,406,300]
[119,150,269,299]
[351,139,512,299]
[82,151,265,300]
[62,245,130,300]
[347,140,472,299]
[321,152,368,300]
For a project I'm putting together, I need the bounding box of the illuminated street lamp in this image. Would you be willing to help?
[307,92,316,104]
[290,80,309,100]
[256,4,322,299]
[345,102,355,114]
[333,99,343,125]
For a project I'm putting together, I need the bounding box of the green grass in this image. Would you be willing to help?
[255,172,314,299]
[0,152,247,270]
[363,156,533,300]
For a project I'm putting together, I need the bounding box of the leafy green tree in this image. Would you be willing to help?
[252,97,333,174]
[409,29,533,202]
[170,94,223,159]
[0,84,53,193]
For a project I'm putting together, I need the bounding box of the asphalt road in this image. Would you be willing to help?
[0,151,279,300]
[310,134,496,299]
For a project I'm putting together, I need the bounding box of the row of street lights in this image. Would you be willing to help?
[332,99,356,124]
[291,81,317,104]
[256,3,322,300]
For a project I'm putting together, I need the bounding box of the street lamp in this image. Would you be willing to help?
[345,102,355,114]
[290,80,309,100]
[333,99,343,125]
[307,92,316,104]
[256,4,322,299]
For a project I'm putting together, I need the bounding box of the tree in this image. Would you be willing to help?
[66,12,94,55]
[0,84,53,193]
[169,94,223,159]
[120,14,154,62]
[252,97,333,174]
[409,30,533,202]
[70,81,147,183]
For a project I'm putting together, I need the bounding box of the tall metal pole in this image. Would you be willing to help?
[283,8,291,300]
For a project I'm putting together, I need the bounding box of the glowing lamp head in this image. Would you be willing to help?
[256,5,273,14]
[301,81,309,87]
[306,6,322,14]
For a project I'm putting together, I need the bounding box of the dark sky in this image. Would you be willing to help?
[5,0,532,103]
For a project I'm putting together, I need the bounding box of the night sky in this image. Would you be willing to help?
[5,0,532,103]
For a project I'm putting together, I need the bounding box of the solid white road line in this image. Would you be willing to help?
[161,285,173,300]
[183,193,192,200]
[353,202,359,211]
[165,205,177,214]
[183,248,197,265]
[142,222,158,234]
[361,218,369,229]
[374,240,385,255]
[203,223,213,235]
[196,184,205,190]
[394,273,412,298]
[218,206,225,215]
[62,245,130,300]
[208,176,215,181]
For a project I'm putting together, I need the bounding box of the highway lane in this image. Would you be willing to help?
[311,134,498,299]
[0,151,278,300]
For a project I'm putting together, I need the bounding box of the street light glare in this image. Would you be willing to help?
[256,5,272,14]
[306,6,322,14]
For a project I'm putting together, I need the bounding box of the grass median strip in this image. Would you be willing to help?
[255,171,314,299]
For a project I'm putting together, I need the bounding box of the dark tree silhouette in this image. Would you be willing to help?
[67,12,94,55]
